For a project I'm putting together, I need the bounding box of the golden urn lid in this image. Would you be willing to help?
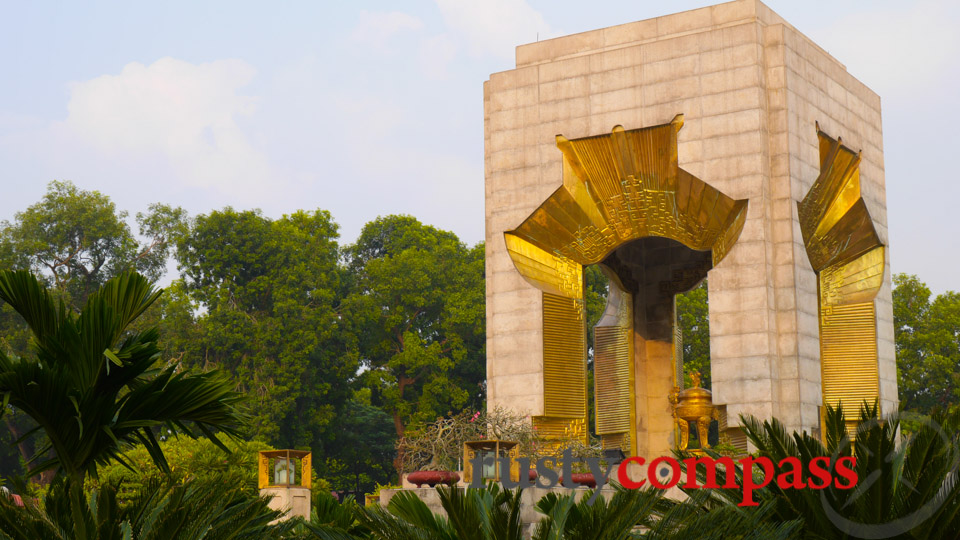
[675,372,713,406]
[677,386,712,401]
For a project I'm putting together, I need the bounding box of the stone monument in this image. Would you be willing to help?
[484,0,895,457]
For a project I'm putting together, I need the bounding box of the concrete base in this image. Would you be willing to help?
[261,486,310,522]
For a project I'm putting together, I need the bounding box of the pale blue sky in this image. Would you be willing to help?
[1,1,958,292]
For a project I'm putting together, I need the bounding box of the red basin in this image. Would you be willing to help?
[408,470,461,487]
[558,473,597,488]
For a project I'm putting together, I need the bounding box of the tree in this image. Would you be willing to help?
[323,394,396,497]
[175,208,357,451]
[0,181,187,481]
[677,281,709,388]
[584,265,609,354]
[584,265,609,436]
[0,180,185,306]
[893,273,960,413]
[344,216,485,438]
[0,270,244,485]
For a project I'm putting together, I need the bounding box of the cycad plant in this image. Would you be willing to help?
[0,476,296,539]
[356,483,524,540]
[533,486,665,540]
[0,270,245,484]
[356,483,669,540]
[302,493,371,539]
[672,403,960,539]
[643,490,800,539]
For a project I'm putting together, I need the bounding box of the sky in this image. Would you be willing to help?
[1,0,958,293]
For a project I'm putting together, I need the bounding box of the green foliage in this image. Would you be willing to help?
[0,183,490,492]
[356,483,524,540]
[175,208,357,450]
[323,397,397,496]
[0,270,245,484]
[584,265,609,436]
[303,492,370,539]
[534,487,665,540]
[894,273,960,413]
[0,180,185,306]
[0,477,297,539]
[344,216,485,437]
[645,492,799,540]
[672,403,960,539]
[89,436,276,500]
[583,265,609,353]
[676,281,709,389]
[0,182,188,482]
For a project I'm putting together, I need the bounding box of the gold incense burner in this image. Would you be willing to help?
[670,372,719,451]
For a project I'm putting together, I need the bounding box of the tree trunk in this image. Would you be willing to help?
[3,416,32,471]
[392,411,405,484]
[3,416,54,485]
[392,411,404,438]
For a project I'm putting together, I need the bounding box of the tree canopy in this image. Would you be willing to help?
[343,215,485,437]
[893,273,960,413]
[3,179,959,500]
[677,281,709,389]
[0,180,185,305]
[174,208,357,449]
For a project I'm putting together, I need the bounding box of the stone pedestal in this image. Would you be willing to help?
[261,486,311,521]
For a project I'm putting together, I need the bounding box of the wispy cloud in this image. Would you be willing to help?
[812,1,960,96]
[419,34,459,80]
[62,57,275,200]
[349,10,424,51]
[434,0,553,61]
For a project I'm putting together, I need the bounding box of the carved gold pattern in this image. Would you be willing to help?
[798,125,885,434]
[258,452,269,490]
[532,416,588,452]
[506,117,749,450]
[301,453,312,489]
[506,116,748,274]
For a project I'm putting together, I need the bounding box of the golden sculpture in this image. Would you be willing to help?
[670,372,719,451]
[798,124,885,435]
[505,116,748,453]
